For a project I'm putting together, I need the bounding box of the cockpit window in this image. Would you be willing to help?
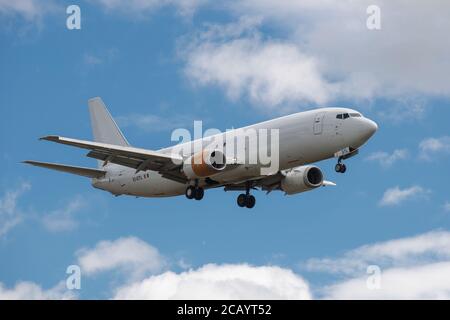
[337,112,362,119]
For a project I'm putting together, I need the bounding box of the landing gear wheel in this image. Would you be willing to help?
[185,186,195,199]
[194,187,204,200]
[246,195,256,208]
[237,194,256,208]
[335,163,347,173]
[237,194,247,207]
[335,163,342,173]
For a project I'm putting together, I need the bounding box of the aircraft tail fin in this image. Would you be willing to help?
[88,97,129,147]
[88,97,129,168]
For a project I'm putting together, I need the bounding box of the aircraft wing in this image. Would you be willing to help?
[40,136,185,179]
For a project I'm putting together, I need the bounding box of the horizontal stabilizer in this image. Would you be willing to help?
[23,160,106,178]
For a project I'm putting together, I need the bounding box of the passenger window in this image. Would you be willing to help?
[336,114,343,119]
[343,113,349,119]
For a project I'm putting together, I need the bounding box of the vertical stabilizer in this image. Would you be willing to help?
[88,97,129,147]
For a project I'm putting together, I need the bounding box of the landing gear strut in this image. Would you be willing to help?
[237,182,256,209]
[335,157,347,173]
[185,181,204,200]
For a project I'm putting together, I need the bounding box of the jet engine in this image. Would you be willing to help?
[183,149,227,179]
[281,165,324,195]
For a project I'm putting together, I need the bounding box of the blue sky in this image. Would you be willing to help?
[1,1,450,299]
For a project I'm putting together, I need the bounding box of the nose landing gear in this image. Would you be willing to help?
[335,157,347,173]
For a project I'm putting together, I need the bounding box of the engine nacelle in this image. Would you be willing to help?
[281,165,324,195]
[183,149,227,179]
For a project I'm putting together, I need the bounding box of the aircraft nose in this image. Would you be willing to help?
[361,118,378,140]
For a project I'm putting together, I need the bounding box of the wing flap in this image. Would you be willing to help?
[23,160,106,178]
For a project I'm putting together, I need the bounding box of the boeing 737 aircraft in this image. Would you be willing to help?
[24,98,377,208]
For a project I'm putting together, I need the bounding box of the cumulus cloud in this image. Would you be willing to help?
[41,196,86,232]
[304,230,450,275]
[0,182,30,237]
[365,149,408,168]
[379,185,429,206]
[91,0,205,17]
[303,230,450,299]
[0,281,75,300]
[74,236,311,299]
[114,263,311,299]
[6,232,450,300]
[182,1,450,113]
[116,113,195,133]
[419,136,450,160]
[0,0,57,20]
[324,262,450,299]
[83,48,118,67]
[183,18,333,112]
[236,0,450,97]
[76,237,166,280]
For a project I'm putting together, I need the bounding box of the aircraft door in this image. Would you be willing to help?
[313,112,325,135]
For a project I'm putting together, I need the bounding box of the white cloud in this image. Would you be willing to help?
[92,0,205,17]
[183,18,332,112]
[75,237,310,299]
[116,113,194,132]
[83,54,103,66]
[0,281,75,300]
[5,232,450,300]
[366,149,408,167]
[303,230,450,299]
[324,262,450,299]
[76,236,165,279]
[0,0,56,20]
[114,263,311,299]
[183,1,450,112]
[83,48,118,66]
[41,196,86,232]
[237,0,450,96]
[379,185,429,206]
[304,230,450,275]
[419,136,450,160]
[0,182,30,237]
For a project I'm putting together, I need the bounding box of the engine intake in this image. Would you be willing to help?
[183,149,227,179]
[281,165,324,195]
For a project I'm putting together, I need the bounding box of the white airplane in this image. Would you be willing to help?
[24,97,377,208]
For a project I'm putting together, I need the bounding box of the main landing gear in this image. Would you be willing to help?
[185,185,204,200]
[237,183,256,209]
[335,157,347,173]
